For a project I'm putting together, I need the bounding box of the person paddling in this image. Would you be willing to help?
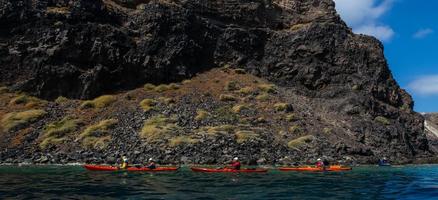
[120,156,129,169]
[315,158,324,168]
[229,157,241,170]
[146,158,156,169]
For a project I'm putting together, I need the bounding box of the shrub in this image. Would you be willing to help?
[1,110,47,132]
[78,119,118,149]
[235,130,259,144]
[238,87,254,95]
[140,115,179,140]
[219,94,237,101]
[55,96,69,104]
[80,95,116,109]
[288,125,302,134]
[255,93,270,101]
[287,135,315,149]
[195,110,210,121]
[225,81,239,91]
[274,103,293,112]
[258,84,277,93]
[375,116,390,125]
[232,104,250,114]
[139,99,157,112]
[40,117,81,149]
[169,136,198,147]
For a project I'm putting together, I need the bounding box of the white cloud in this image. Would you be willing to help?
[355,25,395,42]
[413,28,434,39]
[408,75,438,96]
[334,0,395,42]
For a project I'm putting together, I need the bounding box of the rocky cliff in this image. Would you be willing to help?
[0,0,434,165]
[424,113,438,153]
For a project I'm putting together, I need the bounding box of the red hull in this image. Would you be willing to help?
[191,167,268,173]
[84,165,179,172]
[279,166,352,172]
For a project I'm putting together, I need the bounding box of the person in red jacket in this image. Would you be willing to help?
[315,158,324,168]
[230,157,241,170]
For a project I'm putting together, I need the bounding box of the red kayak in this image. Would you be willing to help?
[279,165,352,172]
[84,165,179,172]
[191,167,268,173]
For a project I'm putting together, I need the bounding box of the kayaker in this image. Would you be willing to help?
[323,159,330,167]
[379,157,390,166]
[229,157,241,170]
[315,158,324,168]
[120,156,129,169]
[146,158,156,169]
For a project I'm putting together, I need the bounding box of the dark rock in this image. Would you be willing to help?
[0,0,434,165]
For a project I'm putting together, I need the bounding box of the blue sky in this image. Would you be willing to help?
[334,0,438,112]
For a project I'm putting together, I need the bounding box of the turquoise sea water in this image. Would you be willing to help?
[0,165,437,199]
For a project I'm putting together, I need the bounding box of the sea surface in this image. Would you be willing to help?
[0,165,437,199]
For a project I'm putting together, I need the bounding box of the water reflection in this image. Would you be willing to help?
[0,165,437,199]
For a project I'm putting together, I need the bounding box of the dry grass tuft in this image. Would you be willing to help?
[40,117,81,149]
[219,94,237,102]
[47,6,70,14]
[144,83,156,91]
[232,104,250,114]
[235,130,259,144]
[285,114,297,122]
[195,110,210,121]
[375,116,390,125]
[158,97,175,105]
[140,115,179,140]
[234,68,246,74]
[9,94,47,108]
[238,87,255,95]
[0,86,9,94]
[1,110,46,132]
[287,135,315,148]
[288,125,302,134]
[80,95,116,109]
[78,119,118,149]
[169,135,198,147]
[224,81,240,91]
[140,99,157,112]
[274,103,292,112]
[255,93,270,101]
[54,96,69,104]
[258,84,277,93]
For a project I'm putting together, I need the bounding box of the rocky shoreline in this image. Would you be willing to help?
[1,0,436,165]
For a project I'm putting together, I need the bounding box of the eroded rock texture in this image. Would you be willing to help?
[0,0,433,164]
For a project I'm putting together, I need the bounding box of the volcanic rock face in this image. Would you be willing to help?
[424,113,438,152]
[0,0,433,164]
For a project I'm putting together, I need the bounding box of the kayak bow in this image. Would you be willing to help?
[279,165,352,172]
[191,167,268,173]
[84,165,179,172]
